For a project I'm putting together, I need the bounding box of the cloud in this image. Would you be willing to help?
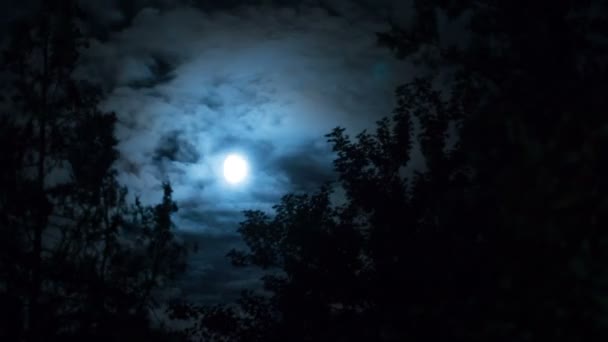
[77,1,419,303]
[172,232,264,304]
[88,3,414,201]
[154,130,201,163]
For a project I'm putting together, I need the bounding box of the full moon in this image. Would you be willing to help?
[223,154,248,184]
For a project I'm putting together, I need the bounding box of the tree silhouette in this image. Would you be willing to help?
[0,1,188,340]
[377,2,608,339]
[177,1,608,341]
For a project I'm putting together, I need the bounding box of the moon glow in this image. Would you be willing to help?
[223,154,248,184]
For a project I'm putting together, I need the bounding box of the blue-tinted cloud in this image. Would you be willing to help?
[77,0,420,304]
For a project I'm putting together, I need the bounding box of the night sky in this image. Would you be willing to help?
[1,0,462,304]
[3,1,607,340]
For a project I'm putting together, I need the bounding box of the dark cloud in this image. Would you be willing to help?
[125,55,176,89]
[172,232,263,304]
[154,130,201,163]
[272,141,336,192]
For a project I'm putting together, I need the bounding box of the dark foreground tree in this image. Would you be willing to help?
[0,1,187,341]
[173,1,608,341]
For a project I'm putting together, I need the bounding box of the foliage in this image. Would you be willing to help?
[0,1,187,340]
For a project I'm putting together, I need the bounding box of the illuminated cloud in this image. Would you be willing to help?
[76,0,421,303]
